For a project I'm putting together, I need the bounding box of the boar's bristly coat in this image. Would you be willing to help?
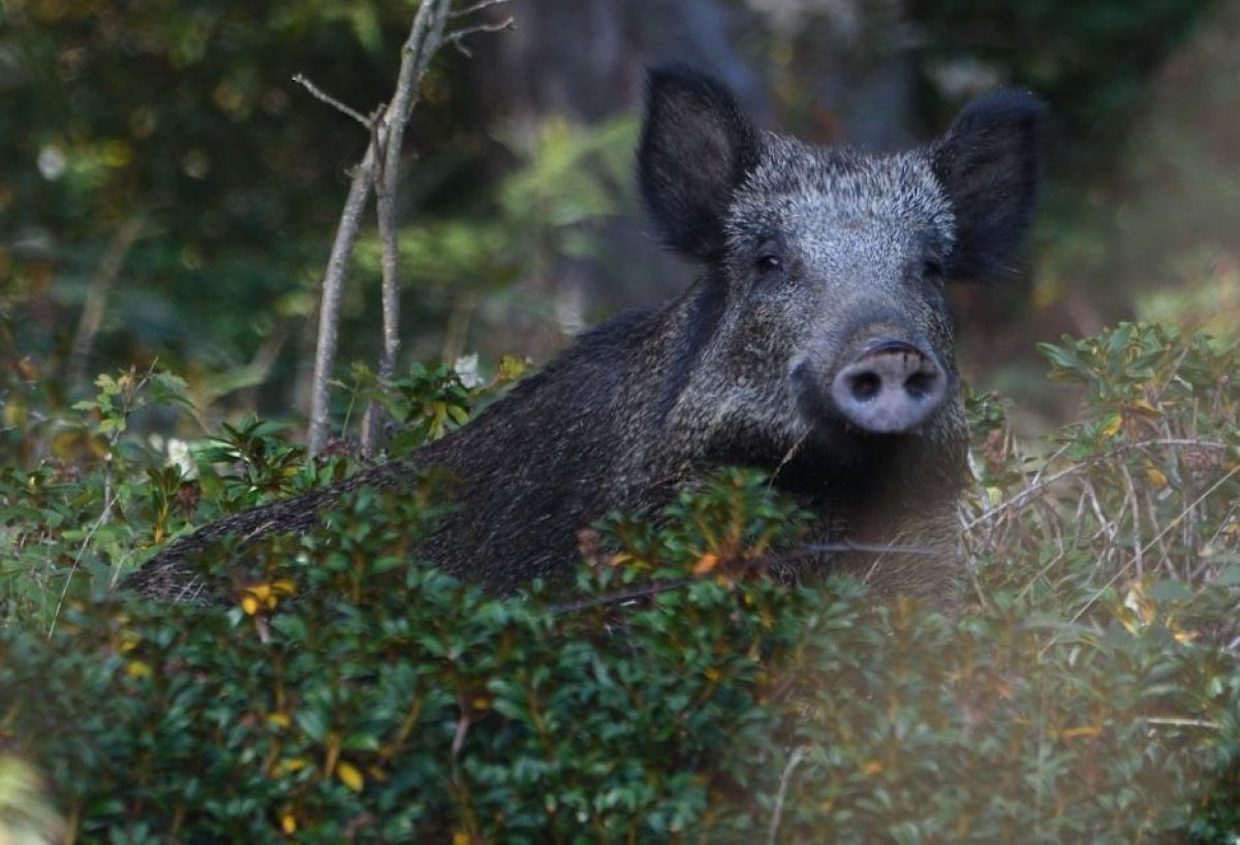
[125,65,1042,604]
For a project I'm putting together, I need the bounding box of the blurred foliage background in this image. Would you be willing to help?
[2,0,1237,445]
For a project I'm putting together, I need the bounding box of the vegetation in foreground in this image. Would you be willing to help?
[0,322,1236,842]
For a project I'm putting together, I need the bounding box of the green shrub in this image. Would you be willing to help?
[0,323,1236,842]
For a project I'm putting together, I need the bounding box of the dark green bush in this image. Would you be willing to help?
[1,323,1236,842]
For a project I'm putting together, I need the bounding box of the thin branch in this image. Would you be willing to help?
[308,144,377,455]
[800,541,938,557]
[548,540,935,615]
[768,746,810,845]
[304,0,514,454]
[1145,716,1220,730]
[768,429,809,492]
[361,0,455,455]
[1043,463,1240,654]
[67,216,145,388]
[291,74,373,129]
[450,0,510,19]
[965,438,1228,530]
[49,485,115,638]
[444,16,516,57]
[398,0,454,115]
[548,579,693,615]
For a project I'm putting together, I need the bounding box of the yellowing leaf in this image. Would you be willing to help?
[1127,399,1161,417]
[1145,467,1168,490]
[860,760,883,776]
[274,757,308,776]
[267,712,291,729]
[126,660,152,679]
[692,553,720,575]
[242,581,284,613]
[1123,581,1157,627]
[336,760,364,792]
[102,139,132,168]
[280,811,297,835]
[3,398,26,428]
[497,354,529,382]
[1100,414,1123,438]
[1060,725,1102,740]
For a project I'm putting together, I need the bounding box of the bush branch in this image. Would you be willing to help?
[1058,463,1240,633]
[548,540,934,615]
[291,74,373,129]
[451,0,510,19]
[965,438,1228,530]
[361,0,455,455]
[305,0,514,456]
[445,16,516,57]
[768,746,809,845]
[308,146,377,455]
[67,216,145,389]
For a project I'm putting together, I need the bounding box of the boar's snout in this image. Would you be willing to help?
[830,340,947,434]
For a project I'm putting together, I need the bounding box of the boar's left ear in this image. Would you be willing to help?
[639,64,761,262]
[932,90,1044,281]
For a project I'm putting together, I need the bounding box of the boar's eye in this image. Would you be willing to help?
[755,253,784,274]
[922,258,944,281]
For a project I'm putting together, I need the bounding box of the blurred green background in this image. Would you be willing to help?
[2,0,1237,440]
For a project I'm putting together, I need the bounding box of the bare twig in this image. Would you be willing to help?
[361,0,456,456]
[444,16,516,57]
[306,0,491,455]
[292,74,374,129]
[67,216,145,388]
[440,290,479,364]
[451,0,510,19]
[966,438,1228,530]
[768,430,809,492]
[548,579,693,615]
[233,321,295,411]
[801,540,937,557]
[1045,463,1240,651]
[49,485,116,638]
[1145,716,1220,730]
[768,746,809,845]
[308,144,377,455]
[1014,547,1067,603]
[302,0,516,454]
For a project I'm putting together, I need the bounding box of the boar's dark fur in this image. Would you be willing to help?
[125,65,1042,604]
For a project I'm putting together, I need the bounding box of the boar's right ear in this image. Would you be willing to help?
[639,65,760,262]
[932,90,1044,281]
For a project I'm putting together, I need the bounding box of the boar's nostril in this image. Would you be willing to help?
[848,372,882,402]
[829,341,948,433]
[904,370,936,399]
